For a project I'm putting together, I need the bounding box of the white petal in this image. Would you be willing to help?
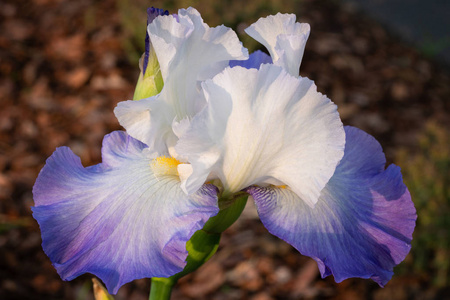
[114,97,173,153]
[115,7,248,150]
[245,13,310,76]
[176,65,345,206]
[149,7,248,119]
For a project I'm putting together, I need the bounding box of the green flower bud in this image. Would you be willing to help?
[133,48,164,100]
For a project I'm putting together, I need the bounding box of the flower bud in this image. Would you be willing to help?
[133,7,168,100]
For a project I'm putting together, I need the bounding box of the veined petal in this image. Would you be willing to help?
[32,131,219,294]
[176,64,345,206]
[246,126,416,286]
[115,7,248,149]
[229,50,272,69]
[245,13,310,76]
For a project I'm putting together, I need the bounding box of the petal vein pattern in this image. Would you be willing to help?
[176,64,345,206]
[32,131,219,294]
[246,126,417,286]
[115,7,248,150]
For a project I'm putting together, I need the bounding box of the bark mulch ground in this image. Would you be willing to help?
[0,0,449,299]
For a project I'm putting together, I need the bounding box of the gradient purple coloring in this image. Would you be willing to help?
[32,131,219,293]
[246,126,416,286]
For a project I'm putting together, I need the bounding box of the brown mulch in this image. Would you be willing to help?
[0,0,449,299]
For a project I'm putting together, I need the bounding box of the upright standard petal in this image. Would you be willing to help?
[176,64,345,206]
[246,126,417,286]
[115,7,249,150]
[245,13,310,76]
[32,131,219,294]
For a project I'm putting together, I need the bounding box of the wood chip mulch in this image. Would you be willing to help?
[0,0,448,299]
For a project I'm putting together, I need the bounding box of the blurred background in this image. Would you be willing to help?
[0,0,449,299]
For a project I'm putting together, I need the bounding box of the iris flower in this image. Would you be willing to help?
[32,7,416,295]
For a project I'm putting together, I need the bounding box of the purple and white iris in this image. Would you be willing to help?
[32,7,416,294]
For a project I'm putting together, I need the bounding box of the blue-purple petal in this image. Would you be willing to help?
[229,50,272,69]
[32,131,219,294]
[246,126,416,286]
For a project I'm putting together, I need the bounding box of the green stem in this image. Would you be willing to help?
[148,195,248,299]
[202,194,248,233]
[149,277,175,300]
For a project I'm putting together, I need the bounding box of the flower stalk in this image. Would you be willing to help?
[149,194,248,299]
[149,278,174,300]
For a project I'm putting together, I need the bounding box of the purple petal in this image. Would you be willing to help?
[32,131,219,294]
[246,126,416,286]
[229,50,272,69]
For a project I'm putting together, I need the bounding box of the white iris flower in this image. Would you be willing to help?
[32,8,416,295]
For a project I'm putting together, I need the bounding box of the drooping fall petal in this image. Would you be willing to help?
[246,126,416,286]
[32,131,219,294]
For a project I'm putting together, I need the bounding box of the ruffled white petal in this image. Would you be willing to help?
[176,64,345,206]
[113,97,173,153]
[115,7,248,150]
[245,13,310,76]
